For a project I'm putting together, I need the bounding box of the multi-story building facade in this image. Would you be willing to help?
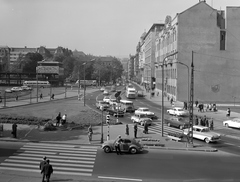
[143,24,164,89]
[155,1,240,102]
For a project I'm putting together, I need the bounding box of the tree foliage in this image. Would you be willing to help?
[22,53,43,73]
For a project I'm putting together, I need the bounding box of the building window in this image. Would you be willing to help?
[220,30,226,50]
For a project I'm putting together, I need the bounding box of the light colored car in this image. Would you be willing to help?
[103,96,110,103]
[223,118,240,129]
[103,89,110,95]
[21,86,32,91]
[109,98,117,105]
[11,87,23,92]
[167,107,189,116]
[134,107,155,119]
[102,137,143,154]
[96,101,109,111]
[131,114,153,126]
[5,88,12,93]
[100,87,105,92]
[183,125,221,143]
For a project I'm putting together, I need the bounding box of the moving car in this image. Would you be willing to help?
[223,118,240,129]
[165,116,189,129]
[106,105,124,117]
[5,88,12,93]
[102,137,143,154]
[100,87,105,92]
[96,101,109,111]
[21,86,32,91]
[103,96,110,103]
[134,107,155,119]
[137,90,145,97]
[103,89,110,95]
[167,107,189,116]
[183,125,221,143]
[11,87,23,92]
[131,114,152,126]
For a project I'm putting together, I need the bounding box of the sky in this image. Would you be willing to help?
[0,0,239,58]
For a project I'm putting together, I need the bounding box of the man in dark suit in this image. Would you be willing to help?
[41,159,53,182]
[39,156,47,182]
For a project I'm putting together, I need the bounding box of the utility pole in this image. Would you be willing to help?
[188,51,194,146]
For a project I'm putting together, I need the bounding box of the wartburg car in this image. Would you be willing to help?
[134,107,155,119]
[102,137,143,154]
[183,125,221,143]
[167,107,189,116]
[165,116,189,129]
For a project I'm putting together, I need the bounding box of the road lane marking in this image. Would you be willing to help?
[98,176,142,181]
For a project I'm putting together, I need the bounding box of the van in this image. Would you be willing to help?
[119,100,135,113]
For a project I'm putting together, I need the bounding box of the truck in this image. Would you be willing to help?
[106,105,124,117]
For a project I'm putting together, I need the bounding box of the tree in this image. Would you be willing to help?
[62,56,76,79]
[22,53,43,73]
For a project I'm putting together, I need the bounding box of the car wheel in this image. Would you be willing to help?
[129,147,137,154]
[167,123,171,127]
[204,138,210,144]
[104,146,111,153]
[225,123,229,128]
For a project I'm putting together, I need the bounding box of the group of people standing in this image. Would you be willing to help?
[194,115,214,130]
[195,101,218,112]
[39,156,53,182]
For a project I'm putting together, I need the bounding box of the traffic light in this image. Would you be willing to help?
[106,115,110,125]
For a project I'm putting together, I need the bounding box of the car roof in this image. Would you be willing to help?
[138,107,149,110]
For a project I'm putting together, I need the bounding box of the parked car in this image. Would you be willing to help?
[96,101,109,111]
[103,89,110,95]
[102,137,143,154]
[167,107,189,116]
[164,116,189,129]
[223,118,240,129]
[131,114,153,126]
[11,87,23,92]
[134,107,155,119]
[183,125,221,143]
[103,96,111,103]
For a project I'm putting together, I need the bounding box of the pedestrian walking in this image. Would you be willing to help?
[125,124,129,136]
[39,156,47,182]
[226,108,231,117]
[115,135,122,155]
[40,93,43,99]
[51,93,55,99]
[61,114,67,125]
[195,100,199,107]
[134,123,138,138]
[12,123,17,138]
[88,125,93,143]
[56,112,61,127]
[41,159,53,182]
[15,95,18,101]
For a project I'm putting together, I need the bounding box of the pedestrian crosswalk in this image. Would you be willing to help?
[138,122,182,136]
[0,142,98,176]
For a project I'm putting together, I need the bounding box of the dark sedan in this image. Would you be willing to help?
[165,116,189,130]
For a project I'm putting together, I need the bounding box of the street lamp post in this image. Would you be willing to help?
[83,62,86,107]
[173,62,189,104]
[161,52,178,137]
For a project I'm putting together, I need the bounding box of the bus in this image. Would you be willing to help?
[119,100,135,113]
[23,81,51,88]
[125,87,136,99]
[75,80,97,86]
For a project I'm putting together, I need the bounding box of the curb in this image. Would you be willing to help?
[143,145,218,152]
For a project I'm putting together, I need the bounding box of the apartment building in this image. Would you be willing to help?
[155,1,240,102]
